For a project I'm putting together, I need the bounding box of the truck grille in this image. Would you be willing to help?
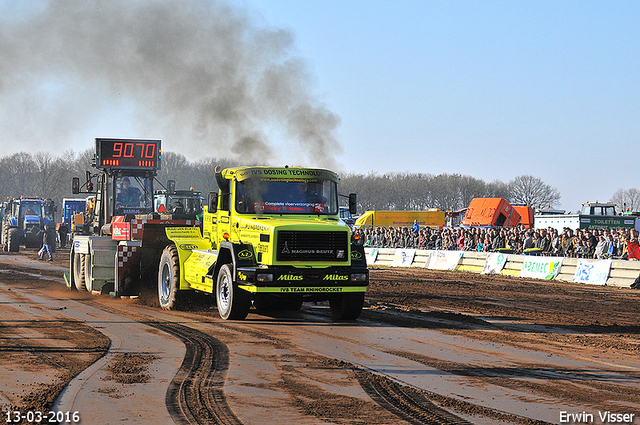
[276,231,349,262]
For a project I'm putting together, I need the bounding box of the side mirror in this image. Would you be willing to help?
[167,180,176,195]
[348,193,357,215]
[72,177,80,194]
[208,192,218,213]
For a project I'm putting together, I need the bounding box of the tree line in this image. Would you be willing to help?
[0,149,597,217]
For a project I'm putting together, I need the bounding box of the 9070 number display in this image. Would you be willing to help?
[96,138,161,170]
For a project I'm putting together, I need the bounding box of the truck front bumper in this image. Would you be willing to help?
[235,266,368,294]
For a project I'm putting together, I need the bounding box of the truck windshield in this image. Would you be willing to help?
[235,178,338,215]
[583,205,616,215]
[21,202,44,218]
[115,175,153,215]
[155,193,203,215]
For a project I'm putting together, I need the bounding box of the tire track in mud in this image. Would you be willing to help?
[81,301,242,425]
[353,368,472,425]
[196,311,480,425]
[151,321,242,425]
[235,308,554,425]
[351,365,552,425]
[131,307,476,425]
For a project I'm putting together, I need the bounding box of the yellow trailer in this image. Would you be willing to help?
[354,210,445,229]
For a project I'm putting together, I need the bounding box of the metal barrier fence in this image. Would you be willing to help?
[364,248,640,288]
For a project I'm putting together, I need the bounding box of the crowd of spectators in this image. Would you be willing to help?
[352,223,640,260]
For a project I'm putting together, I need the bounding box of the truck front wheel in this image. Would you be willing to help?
[216,264,250,320]
[158,245,180,310]
[330,292,365,320]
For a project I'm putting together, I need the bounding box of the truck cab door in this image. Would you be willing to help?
[216,190,232,244]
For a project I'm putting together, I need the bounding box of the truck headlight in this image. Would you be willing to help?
[350,273,367,282]
[256,273,274,283]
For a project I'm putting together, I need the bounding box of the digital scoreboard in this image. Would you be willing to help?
[95,138,161,170]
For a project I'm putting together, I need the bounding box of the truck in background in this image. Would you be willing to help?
[153,180,203,220]
[57,198,91,247]
[354,210,445,229]
[513,204,534,228]
[1,196,55,252]
[534,201,638,232]
[339,206,356,228]
[461,198,522,228]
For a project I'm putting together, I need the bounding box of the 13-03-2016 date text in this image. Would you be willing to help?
[5,410,80,423]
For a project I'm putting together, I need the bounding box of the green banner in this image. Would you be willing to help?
[579,216,636,230]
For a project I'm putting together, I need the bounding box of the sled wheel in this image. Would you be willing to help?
[84,253,93,292]
[73,251,86,291]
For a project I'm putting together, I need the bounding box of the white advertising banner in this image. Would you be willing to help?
[572,259,612,286]
[366,248,379,265]
[482,252,508,274]
[390,249,416,267]
[425,250,463,270]
[520,256,563,280]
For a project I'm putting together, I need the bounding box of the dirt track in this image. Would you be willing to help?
[1,249,640,424]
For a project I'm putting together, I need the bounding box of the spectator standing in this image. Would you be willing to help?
[57,223,68,248]
[491,229,506,251]
[536,229,551,254]
[456,229,465,250]
[562,229,576,257]
[593,235,607,257]
[583,238,595,258]
[523,231,534,250]
[39,224,55,261]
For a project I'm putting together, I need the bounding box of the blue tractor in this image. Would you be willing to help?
[1,196,56,252]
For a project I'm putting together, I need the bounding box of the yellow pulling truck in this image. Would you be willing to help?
[159,166,369,320]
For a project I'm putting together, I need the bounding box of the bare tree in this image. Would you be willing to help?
[1,152,37,197]
[0,150,569,220]
[156,152,194,191]
[486,179,511,200]
[508,175,561,207]
[610,188,640,213]
[33,151,66,198]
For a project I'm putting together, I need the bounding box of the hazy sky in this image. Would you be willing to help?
[1,1,638,211]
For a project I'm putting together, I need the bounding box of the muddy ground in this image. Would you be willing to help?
[1,248,640,424]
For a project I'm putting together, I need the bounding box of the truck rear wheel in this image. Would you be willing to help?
[216,264,250,320]
[73,251,86,291]
[7,228,20,253]
[158,245,181,310]
[330,292,364,320]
